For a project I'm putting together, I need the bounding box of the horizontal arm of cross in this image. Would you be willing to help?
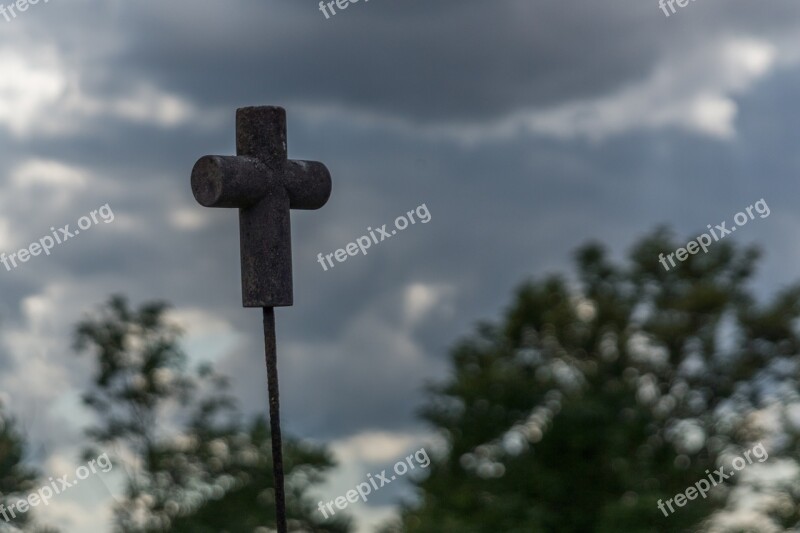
[191,156,331,209]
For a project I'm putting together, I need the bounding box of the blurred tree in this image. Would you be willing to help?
[0,406,36,531]
[74,295,351,533]
[385,228,800,533]
[0,404,59,532]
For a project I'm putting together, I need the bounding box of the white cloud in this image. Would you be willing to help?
[0,47,67,137]
[1,284,84,406]
[469,37,778,142]
[296,37,780,143]
[0,218,18,250]
[11,159,89,189]
[0,46,216,138]
[330,430,422,464]
[0,159,100,248]
[403,282,456,325]
[169,207,209,231]
[310,430,434,533]
[71,83,199,129]
[165,307,244,366]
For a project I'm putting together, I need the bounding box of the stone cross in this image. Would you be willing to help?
[191,106,331,307]
[190,106,332,532]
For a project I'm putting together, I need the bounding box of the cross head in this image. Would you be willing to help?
[191,106,332,307]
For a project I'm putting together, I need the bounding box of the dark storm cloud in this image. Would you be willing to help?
[66,0,800,124]
[2,1,800,529]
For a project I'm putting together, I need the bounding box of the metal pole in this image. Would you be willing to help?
[263,307,287,533]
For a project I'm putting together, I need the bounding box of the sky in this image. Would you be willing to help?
[2,0,800,530]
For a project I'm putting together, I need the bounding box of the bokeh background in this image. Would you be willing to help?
[2,0,800,531]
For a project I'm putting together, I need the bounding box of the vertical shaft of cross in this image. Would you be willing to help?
[263,307,287,533]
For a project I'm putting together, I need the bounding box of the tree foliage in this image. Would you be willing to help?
[74,295,351,533]
[388,229,800,532]
[0,405,42,532]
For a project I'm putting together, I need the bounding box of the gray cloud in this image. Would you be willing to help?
[1,1,800,531]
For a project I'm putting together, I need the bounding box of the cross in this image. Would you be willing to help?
[190,106,332,532]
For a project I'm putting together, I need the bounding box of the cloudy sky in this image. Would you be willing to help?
[2,0,800,530]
